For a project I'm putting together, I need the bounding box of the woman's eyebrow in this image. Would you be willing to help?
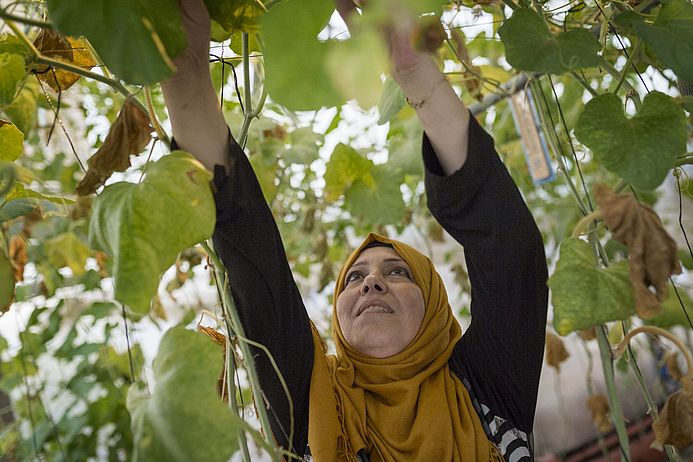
[350,257,407,268]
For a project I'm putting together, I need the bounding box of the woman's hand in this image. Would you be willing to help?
[335,0,471,175]
[170,0,212,80]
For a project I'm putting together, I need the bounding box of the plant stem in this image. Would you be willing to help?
[570,71,599,97]
[202,241,282,462]
[144,86,171,147]
[225,335,253,462]
[676,154,693,166]
[613,41,641,95]
[600,57,642,109]
[596,326,632,461]
[239,32,254,149]
[0,8,52,29]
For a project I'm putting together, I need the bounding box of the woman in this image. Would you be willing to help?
[162,1,548,460]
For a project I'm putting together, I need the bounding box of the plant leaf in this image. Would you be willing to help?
[88,152,215,314]
[549,238,635,335]
[3,78,39,135]
[127,326,239,462]
[377,77,406,125]
[204,0,264,32]
[46,0,186,85]
[346,165,406,225]
[615,0,693,81]
[76,98,152,195]
[0,52,26,106]
[325,29,387,109]
[324,143,374,201]
[652,380,693,451]
[33,30,96,93]
[261,0,341,110]
[0,120,23,161]
[594,184,681,318]
[645,286,693,328]
[45,232,91,276]
[499,8,600,74]
[545,332,570,371]
[575,92,687,190]
[0,232,14,312]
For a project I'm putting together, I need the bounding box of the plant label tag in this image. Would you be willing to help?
[510,88,555,184]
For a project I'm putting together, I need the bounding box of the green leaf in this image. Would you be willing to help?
[325,29,387,109]
[0,34,30,58]
[645,286,693,328]
[324,143,374,201]
[346,165,406,225]
[282,127,321,165]
[2,78,39,135]
[378,78,406,125]
[0,120,23,161]
[45,232,91,276]
[46,0,186,85]
[0,232,14,312]
[549,238,635,335]
[204,0,264,32]
[127,326,239,462]
[0,52,26,106]
[498,8,600,74]
[261,0,341,110]
[88,152,215,314]
[574,91,686,190]
[615,0,693,81]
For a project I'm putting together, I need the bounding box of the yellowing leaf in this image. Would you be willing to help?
[88,152,215,314]
[653,380,693,451]
[324,143,373,201]
[33,30,96,92]
[0,120,23,161]
[549,238,635,335]
[594,184,681,318]
[77,98,152,195]
[45,232,91,276]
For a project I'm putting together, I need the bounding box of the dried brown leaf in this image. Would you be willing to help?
[197,325,228,402]
[665,351,684,381]
[587,394,612,433]
[451,29,483,102]
[545,332,570,371]
[33,30,96,92]
[653,380,693,451]
[76,98,152,195]
[578,327,597,341]
[594,184,681,319]
[8,235,27,282]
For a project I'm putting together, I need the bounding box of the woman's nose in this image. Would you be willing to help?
[361,274,386,295]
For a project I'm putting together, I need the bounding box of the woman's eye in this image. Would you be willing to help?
[345,271,363,284]
[389,267,410,278]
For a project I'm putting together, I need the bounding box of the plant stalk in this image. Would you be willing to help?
[202,241,282,462]
[0,8,52,28]
[596,326,632,461]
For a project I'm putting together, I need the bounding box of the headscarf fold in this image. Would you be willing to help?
[308,233,503,461]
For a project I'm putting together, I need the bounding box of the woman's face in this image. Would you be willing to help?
[336,246,425,358]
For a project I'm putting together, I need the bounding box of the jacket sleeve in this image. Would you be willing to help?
[423,114,548,433]
[209,137,313,458]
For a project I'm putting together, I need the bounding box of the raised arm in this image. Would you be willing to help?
[161,1,313,456]
[383,3,548,438]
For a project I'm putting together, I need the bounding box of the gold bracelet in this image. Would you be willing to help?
[404,76,448,110]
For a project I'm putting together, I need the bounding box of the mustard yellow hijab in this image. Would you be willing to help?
[307,233,503,461]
